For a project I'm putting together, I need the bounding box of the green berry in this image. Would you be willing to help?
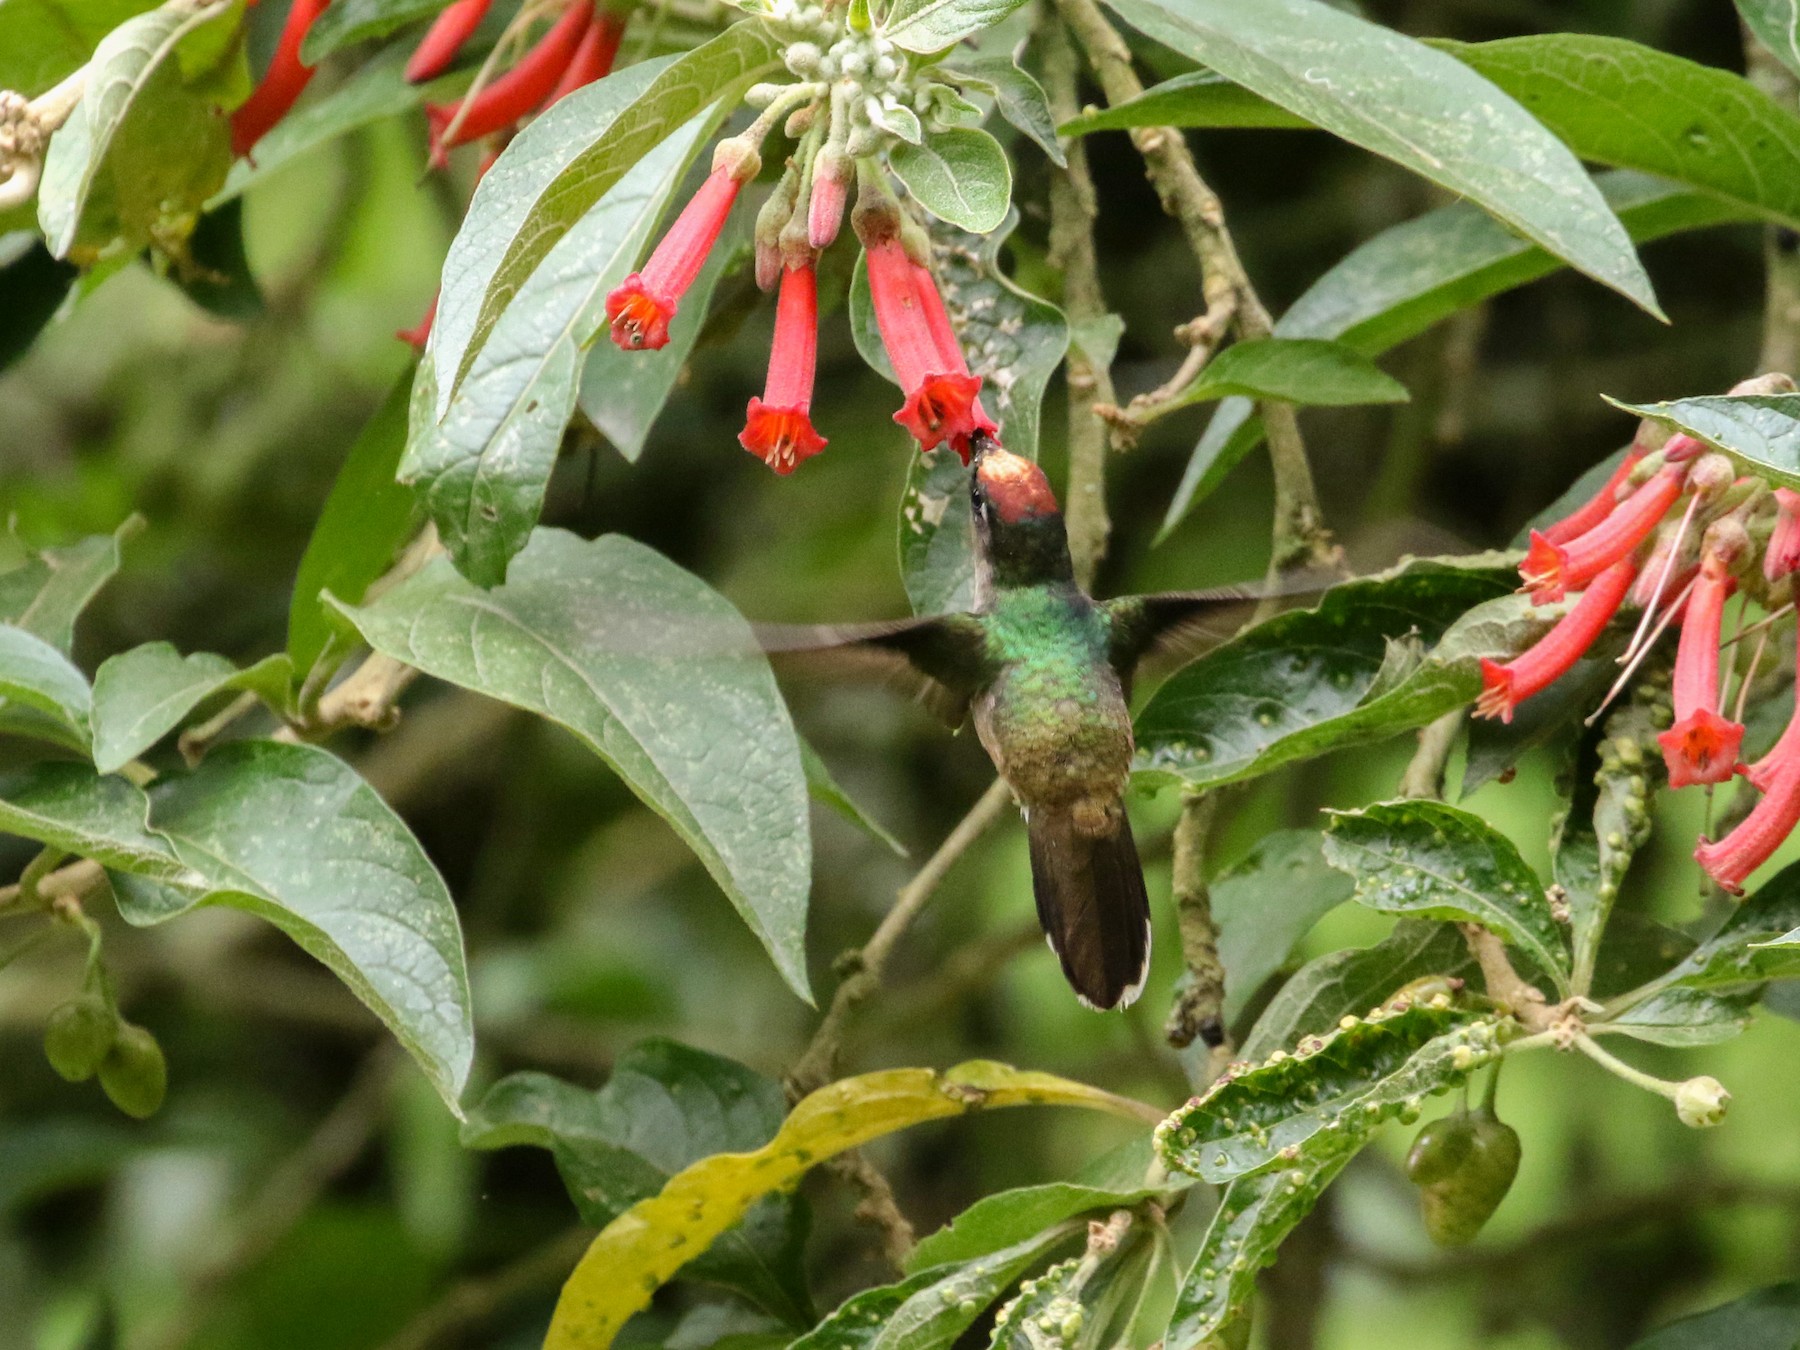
[98,1022,168,1119]
[43,994,117,1082]
[1408,1107,1522,1247]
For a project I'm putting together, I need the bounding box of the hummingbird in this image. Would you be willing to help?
[766,433,1264,1011]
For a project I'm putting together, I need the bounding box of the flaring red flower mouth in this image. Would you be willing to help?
[1658,709,1745,788]
[605,278,675,351]
[1520,466,1684,603]
[895,373,986,456]
[1475,558,1635,723]
[740,401,827,474]
[604,165,745,352]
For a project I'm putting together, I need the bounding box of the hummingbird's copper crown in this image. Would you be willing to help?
[977,446,1059,523]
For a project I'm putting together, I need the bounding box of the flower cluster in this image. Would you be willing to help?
[602,2,1000,473]
[1476,376,1800,895]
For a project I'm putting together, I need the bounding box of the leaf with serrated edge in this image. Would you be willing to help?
[0,518,136,654]
[89,644,291,773]
[1132,557,1523,792]
[1159,171,1744,540]
[1096,0,1658,316]
[333,529,814,1000]
[0,750,472,1109]
[541,1061,1155,1350]
[1164,1131,1362,1348]
[1603,394,1800,491]
[408,117,707,585]
[889,128,1012,233]
[434,26,783,408]
[0,623,92,748]
[1240,921,1477,1062]
[1323,800,1569,990]
[1157,1003,1507,1182]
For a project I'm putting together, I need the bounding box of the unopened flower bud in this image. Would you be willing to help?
[43,994,117,1083]
[1688,453,1735,498]
[1701,515,1751,571]
[808,146,851,248]
[98,1022,168,1119]
[783,42,822,76]
[1731,371,1798,397]
[745,82,787,108]
[1765,488,1800,582]
[755,170,801,292]
[712,136,763,182]
[1674,1075,1729,1128]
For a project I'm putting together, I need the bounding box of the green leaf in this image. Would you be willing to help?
[910,1179,1162,1272]
[881,0,1030,54]
[1602,393,1800,491]
[1322,800,1569,991]
[1739,1,1800,81]
[433,26,783,407]
[0,0,163,96]
[795,1227,1078,1350]
[577,215,746,464]
[1439,36,1800,232]
[213,45,434,207]
[37,0,237,260]
[1212,829,1356,1023]
[288,368,422,678]
[1156,1001,1506,1183]
[88,643,291,773]
[541,1061,1154,1350]
[1607,987,1756,1047]
[1071,36,1800,238]
[0,517,136,654]
[897,449,976,616]
[1240,921,1478,1063]
[462,1043,810,1322]
[1100,0,1659,317]
[1163,337,1408,410]
[1159,172,1746,539]
[1163,1130,1362,1349]
[332,528,815,1001]
[300,0,442,62]
[989,1230,1152,1350]
[176,196,262,320]
[802,738,907,858]
[0,748,473,1110]
[1132,556,1524,791]
[1621,861,1800,1001]
[889,128,1013,234]
[1629,1280,1800,1349]
[0,623,92,750]
[404,114,709,586]
[943,57,1066,168]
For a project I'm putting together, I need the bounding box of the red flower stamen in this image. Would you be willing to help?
[1521,466,1684,603]
[1766,488,1800,583]
[606,165,744,351]
[548,7,623,103]
[230,0,330,158]
[1695,765,1800,894]
[406,0,494,83]
[1475,558,1635,723]
[425,0,591,168]
[1540,447,1646,547]
[1656,551,1744,787]
[739,262,827,474]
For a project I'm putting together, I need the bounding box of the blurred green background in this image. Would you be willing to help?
[2,0,1798,1347]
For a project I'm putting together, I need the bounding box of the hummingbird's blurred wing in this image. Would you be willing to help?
[754,615,993,726]
[1105,572,1334,695]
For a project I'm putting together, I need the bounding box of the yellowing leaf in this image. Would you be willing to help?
[542,1061,1157,1350]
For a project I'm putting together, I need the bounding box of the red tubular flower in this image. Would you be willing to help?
[230,0,330,158]
[1766,488,1800,583]
[1476,558,1636,723]
[1696,765,1800,894]
[1656,550,1744,787]
[1521,466,1684,604]
[739,262,827,474]
[1541,447,1646,547]
[909,258,996,461]
[406,0,494,83]
[425,0,591,168]
[865,238,993,457]
[547,7,622,102]
[606,164,745,351]
[808,147,850,250]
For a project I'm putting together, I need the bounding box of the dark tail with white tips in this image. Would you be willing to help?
[1026,803,1151,1011]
